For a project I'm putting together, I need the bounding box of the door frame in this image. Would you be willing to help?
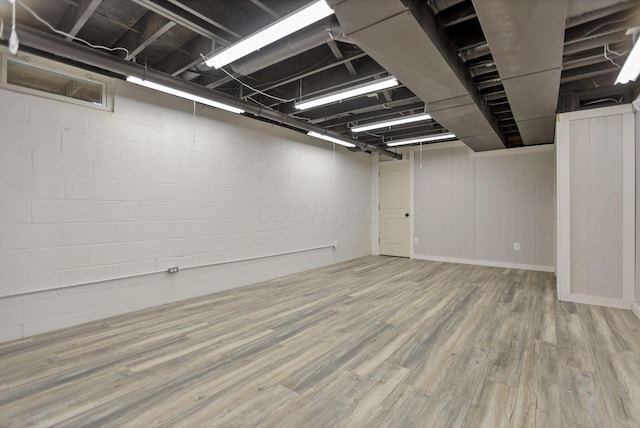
[373,155,414,258]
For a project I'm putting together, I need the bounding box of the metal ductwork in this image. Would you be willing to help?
[472,0,568,145]
[231,17,351,76]
[327,0,505,151]
[5,25,400,159]
[203,17,352,88]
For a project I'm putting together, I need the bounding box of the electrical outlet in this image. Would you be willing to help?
[513,242,520,251]
[414,237,419,245]
[167,266,179,274]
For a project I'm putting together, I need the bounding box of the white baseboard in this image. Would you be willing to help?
[558,293,632,310]
[412,254,554,272]
[633,302,640,320]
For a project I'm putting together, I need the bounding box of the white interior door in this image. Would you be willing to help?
[379,161,410,257]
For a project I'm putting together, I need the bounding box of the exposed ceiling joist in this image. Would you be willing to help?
[128,0,232,45]
[57,0,103,40]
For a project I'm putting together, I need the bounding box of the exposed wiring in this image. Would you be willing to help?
[574,16,630,41]
[246,96,271,109]
[603,45,621,69]
[605,42,629,57]
[583,98,621,106]
[9,0,18,54]
[219,67,295,103]
[18,0,131,57]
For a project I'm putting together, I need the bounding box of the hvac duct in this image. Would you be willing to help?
[5,25,399,159]
[328,0,505,151]
[203,17,352,89]
[231,17,351,76]
[472,0,568,145]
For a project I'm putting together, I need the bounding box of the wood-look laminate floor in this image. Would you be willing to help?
[1,256,640,427]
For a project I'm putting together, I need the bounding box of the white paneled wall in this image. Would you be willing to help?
[0,81,371,342]
[413,143,555,270]
[556,105,635,309]
[634,103,640,318]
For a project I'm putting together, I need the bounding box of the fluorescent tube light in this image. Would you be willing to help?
[615,35,640,84]
[308,131,356,148]
[126,76,245,114]
[351,113,432,133]
[295,76,399,110]
[205,1,334,69]
[387,133,456,147]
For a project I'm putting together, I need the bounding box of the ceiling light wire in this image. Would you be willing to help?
[574,16,631,41]
[219,67,294,103]
[583,97,621,106]
[17,0,130,57]
[604,45,622,69]
[605,42,629,57]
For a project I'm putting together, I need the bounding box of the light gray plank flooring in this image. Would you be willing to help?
[1,256,639,427]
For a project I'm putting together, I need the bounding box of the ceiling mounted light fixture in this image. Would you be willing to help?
[126,76,245,114]
[351,113,433,133]
[205,0,334,69]
[295,76,399,110]
[615,29,640,84]
[387,133,456,147]
[307,131,356,148]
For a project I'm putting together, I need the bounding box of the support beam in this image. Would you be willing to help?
[129,0,232,46]
[116,13,177,61]
[249,0,279,19]
[165,0,241,38]
[56,0,102,40]
[152,35,212,75]
[241,52,368,99]
[327,40,357,76]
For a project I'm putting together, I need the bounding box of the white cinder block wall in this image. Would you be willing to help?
[0,80,372,343]
[412,143,555,271]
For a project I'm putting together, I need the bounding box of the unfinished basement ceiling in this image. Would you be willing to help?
[1,0,639,151]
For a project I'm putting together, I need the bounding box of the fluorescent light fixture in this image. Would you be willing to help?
[126,76,244,114]
[615,35,640,84]
[307,131,356,148]
[295,76,399,110]
[387,133,456,147]
[205,1,334,69]
[351,113,432,133]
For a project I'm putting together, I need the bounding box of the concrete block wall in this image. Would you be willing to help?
[0,80,372,343]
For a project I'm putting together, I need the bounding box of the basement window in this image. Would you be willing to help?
[0,51,112,110]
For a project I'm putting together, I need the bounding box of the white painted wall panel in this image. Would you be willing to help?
[557,104,635,309]
[475,150,555,266]
[636,106,640,315]
[414,146,475,259]
[0,79,371,342]
[413,144,554,269]
[569,116,623,299]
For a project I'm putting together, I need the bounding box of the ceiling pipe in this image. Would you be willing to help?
[4,25,400,159]
[231,17,351,76]
[202,17,353,89]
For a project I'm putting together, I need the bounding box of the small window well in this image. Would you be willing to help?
[1,50,112,110]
